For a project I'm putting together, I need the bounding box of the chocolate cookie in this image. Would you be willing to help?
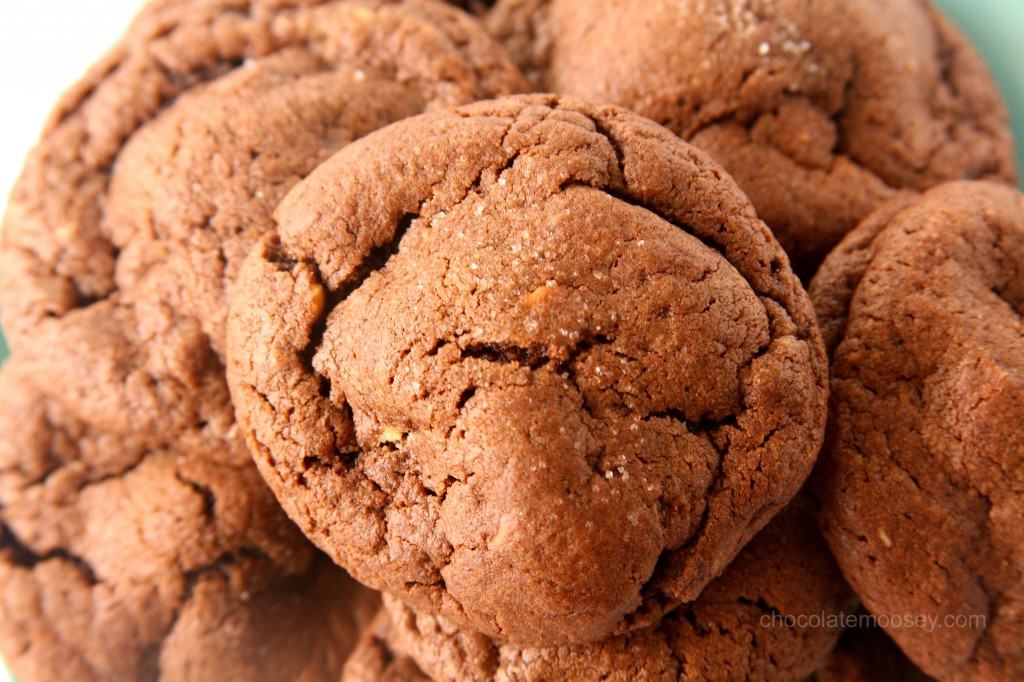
[0,0,526,441]
[341,504,851,682]
[810,181,1024,681]
[0,361,379,682]
[486,0,1017,274]
[227,94,828,645]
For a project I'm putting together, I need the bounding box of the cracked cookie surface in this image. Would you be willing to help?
[0,0,526,442]
[810,181,1024,681]
[486,0,1016,275]
[0,361,380,682]
[227,94,828,646]
[0,1,522,678]
[340,503,850,682]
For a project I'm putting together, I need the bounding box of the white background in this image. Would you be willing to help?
[0,2,144,213]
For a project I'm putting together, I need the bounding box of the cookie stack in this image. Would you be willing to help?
[0,1,1020,682]
[0,2,525,680]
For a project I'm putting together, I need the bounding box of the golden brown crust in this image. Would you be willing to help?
[810,180,1024,681]
[227,94,828,646]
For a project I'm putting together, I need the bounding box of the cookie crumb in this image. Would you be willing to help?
[380,426,404,444]
[877,528,893,548]
[523,281,556,307]
[781,39,811,56]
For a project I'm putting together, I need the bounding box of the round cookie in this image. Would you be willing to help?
[0,0,526,442]
[227,94,828,645]
[0,360,379,682]
[809,181,1024,681]
[342,503,851,682]
[486,0,1016,274]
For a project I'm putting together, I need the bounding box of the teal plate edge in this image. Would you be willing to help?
[938,0,1024,177]
[0,2,1022,680]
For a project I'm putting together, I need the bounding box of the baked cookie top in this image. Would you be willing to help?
[343,503,851,682]
[486,0,1016,273]
[227,94,828,646]
[0,360,380,682]
[0,0,526,444]
[810,180,1024,682]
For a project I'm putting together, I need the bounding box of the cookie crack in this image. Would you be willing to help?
[840,349,1003,513]
[736,595,785,621]
[173,469,216,526]
[567,111,802,330]
[626,334,782,619]
[0,520,99,586]
[459,341,552,370]
[148,545,297,679]
[1,412,186,519]
[301,211,418,389]
[297,114,528,403]
[642,410,735,456]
